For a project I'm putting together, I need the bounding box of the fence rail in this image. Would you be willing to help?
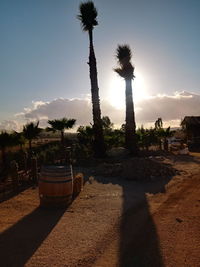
[0,158,38,202]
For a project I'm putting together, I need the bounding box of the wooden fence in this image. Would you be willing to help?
[0,158,38,201]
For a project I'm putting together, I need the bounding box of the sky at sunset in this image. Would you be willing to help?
[0,0,200,131]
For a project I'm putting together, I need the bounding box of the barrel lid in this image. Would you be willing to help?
[41,165,71,171]
[42,165,68,169]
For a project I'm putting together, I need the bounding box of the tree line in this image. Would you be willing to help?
[0,116,173,171]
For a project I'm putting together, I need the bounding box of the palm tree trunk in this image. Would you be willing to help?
[88,29,105,157]
[125,79,138,156]
[1,147,7,168]
[29,140,32,153]
[158,139,162,150]
[61,130,64,147]
[164,137,168,151]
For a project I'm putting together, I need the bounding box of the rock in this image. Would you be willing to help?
[122,158,177,181]
[176,218,183,223]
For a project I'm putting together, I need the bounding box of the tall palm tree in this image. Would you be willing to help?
[23,121,42,152]
[47,118,76,146]
[114,44,138,155]
[77,1,106,158]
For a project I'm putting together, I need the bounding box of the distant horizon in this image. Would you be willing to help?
[0,90,199,132]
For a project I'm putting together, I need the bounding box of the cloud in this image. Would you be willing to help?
[16,98,124,129]
[1,90,200,131]
[136,91,200,126]
[0,120,21,132]
[19,98,93,126]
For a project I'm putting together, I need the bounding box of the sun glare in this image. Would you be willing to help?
[108,71,149,109]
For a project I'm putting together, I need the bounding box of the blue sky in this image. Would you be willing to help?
[0,0,200,129]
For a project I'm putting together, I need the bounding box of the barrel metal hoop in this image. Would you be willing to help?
[41,194,72,199]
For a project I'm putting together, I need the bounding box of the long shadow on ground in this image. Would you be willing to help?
[89,153,177,267]
[0,207,65,266]
[119,180,165,266]
[0,184,31,204]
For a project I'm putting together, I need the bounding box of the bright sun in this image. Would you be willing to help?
[108,71,149,109]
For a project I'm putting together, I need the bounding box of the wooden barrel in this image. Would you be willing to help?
[39,165,73,208]
[73,173,84,198]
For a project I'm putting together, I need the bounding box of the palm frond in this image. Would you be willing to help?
[114,67,125,78]
[46,127,55,133]
[114,44,135,79]
[65,119,76,129]
[116,44,132,65]
[48,118,76,131]
[23,121,42,140]
[77,1,98,31]
[114,63,135,79]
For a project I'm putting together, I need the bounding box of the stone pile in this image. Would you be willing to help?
[90,157,179,181]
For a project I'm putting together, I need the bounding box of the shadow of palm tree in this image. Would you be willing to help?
[171,153,200,164]
[0,207,65,266]
[85,155,176,267]
[119,179,166,267]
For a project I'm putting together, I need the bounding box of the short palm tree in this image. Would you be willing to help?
[114,45,138,155]
[23,121,42,152]
[77,125,94,147]
[77,1,105,158]
[157,126,173,151]
[102,116,114,135]
[47,118,76,146]
[0,131,13,168]
[155,118,163,129]
[12,131,26,150]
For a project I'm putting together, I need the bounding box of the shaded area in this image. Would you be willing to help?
[119,160,174,267]
[119,181,166,267]
[88,153,177,267]
[0,184,31,204]
[0,207,65,266]
[171,153,200,164]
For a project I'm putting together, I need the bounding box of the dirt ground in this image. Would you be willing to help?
[0,151,199,267]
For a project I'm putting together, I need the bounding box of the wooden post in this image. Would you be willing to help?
[31,157,38,185]
[65,146,72,165]
[10,160,19,192]
[73,173,84,199]
[23,151,28,172]
[164,138,169,151]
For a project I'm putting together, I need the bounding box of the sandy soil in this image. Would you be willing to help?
[0,152,199,267]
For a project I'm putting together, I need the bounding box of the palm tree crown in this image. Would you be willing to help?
[155,117,163,129]
[47,118,76,146]
[23,121,42,152]
[48,118,76,132]
[114,45,135,80]
[23,121,41,141]
[77,1,98,31]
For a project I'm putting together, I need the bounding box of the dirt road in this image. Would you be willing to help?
[95,173,200,267]
[0,153,199,267]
